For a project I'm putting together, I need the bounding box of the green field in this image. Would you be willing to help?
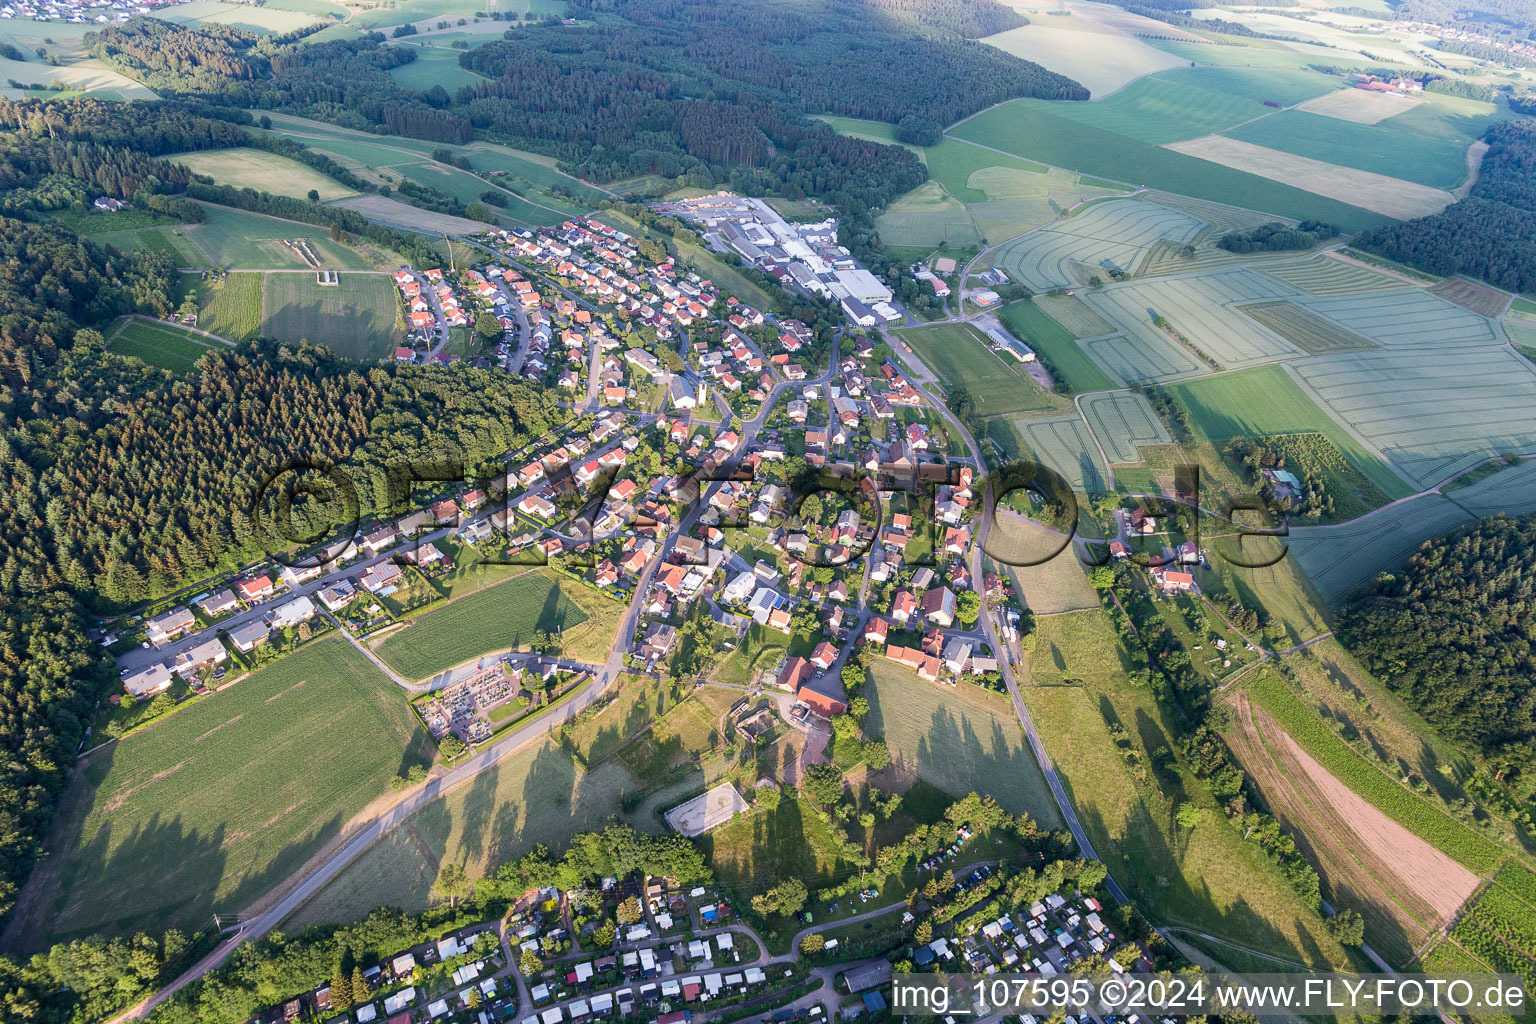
[1016,414,1109,493]
[1079,391,1173,465]
[183,203,375,270]
[387,46,490,91]
[999,300,1117,394]
[863,662,1062,827]
[106,317,225,374]
[345,0,563,30]
[197,272,265,342]
[374,570,621,680]
[155,0,322,34]
[950,103,1390,233]
[261,272,401,359]
[88,225,209,269]
[1223,110,1471,190]
[24,638,429,947]
[1165,364,1412,499]
[172,147,356,202]
[897,321,1064,416]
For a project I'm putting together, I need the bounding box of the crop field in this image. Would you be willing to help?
[171,147,355,202]
[1163,135,1453,221]
[1031,293,1114,339]
[1015,414,1108,493]
[329,195,488,236]
[1288,346,1536,486]
[1448,458,1536,519]
[979,23,1185,97]
[1080,391,1172,464]
[1007,554,1100,615]
[990,198,1204,292]
[1289,494,1472,604]
[27,638,428,946]
[1429,277,1511,317]
[1238,301,1380,356]
[950,103,1389,232]
[387,46,490,91]
[261,272,401,359]
[863,661,1061,825]
[1166,364,1412,498]
[157,0,321,33]
[399,161,569,227]
[998,300,1117,394]
[284,740,642,928]
[897,322,1059,416]
[1242,673,1506,874]
[106,317,225,374]
[1091,269,1300,368]
[0,54,158,101]
[1135,190,1277,238]
[1012,67,1336,145]
[1295,87,1425,125]
[184,204,375,270]
[1223,110,1470,190]
[1379,92,1512,145]
[89,225,209,268]
[198,272,265,342]
[374,569,621,680]
[1258,255,1405,296]
[1224,692,1477,964]
[874,181,983,249]
[1082,330,1206,386]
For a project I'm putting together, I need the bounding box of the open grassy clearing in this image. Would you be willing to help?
[1165,364,1412,499]
[1023,611,1351,969]
[1163,135,1453,221]
[29,638,428,947]
[1080,391,1172,465]
[88,224,211,268]
[172,147,355,202]
[329,194,488,236]
[387,45,492,91]
[105,317,225,374]
[1224,692,1477,965]
[702,791,858,910]
[873,181,983,249]
[1007,553,1100,615]
[863,662,1061,826]
[374,569,621,680]
[999,299,1117,394]
[1258,255,1405,296]
[1223,110,1471,190]
[261,272,401,359]
[183,203,375,270]
[951,103,1390,232]
[559,674,686,768]
[1016,414,1108,494]
[398,161,569,228]
[897,321,1062,416]
[1238,301,1380,356]
[197,272,265,342]
[284,739,641,929]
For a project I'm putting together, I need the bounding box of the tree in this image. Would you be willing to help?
[849,696,869,719]
[955,590,981,627]
[307,188,320,201]
[520,950,543,976]
[350,967,368,1005]
[862,738,890,772]
[757,784,781,811]
[939,870,955,891]
[616,896,643,925]
[432,863,472,908]
[923,879,938,899]
[1174,802,1203,830]
[915,921,933,944]
[752,878,808,917]
[329,968,353,1010]
[1326,908,1365,946]
[1089,565,1116,590]
[476,309,502,340]
[802,763,843,806]
[799,933,825,956]
[466,988,483,1009]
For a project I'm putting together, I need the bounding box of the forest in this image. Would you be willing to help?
[1354,119,1536,292]
[1340,515,1536,798]
[1218,220,1340,253]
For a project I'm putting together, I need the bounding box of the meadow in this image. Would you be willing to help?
[979,22,1184,97]
[998,300,1117,394]
[897,322,1062,417]
[88,224,209,269]
[157,0,322,34]
[862,662,1061,827]
[183,204,375,270]
[23,638,429,947]
[950,103,1390,232]
[106,317,225,374]
[374,569,621,680]
[197,272,265,342]
[261,272,402,359]
[171,147,356,202]
[387,45,491,91]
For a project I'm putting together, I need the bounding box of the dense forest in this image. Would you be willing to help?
[1354,119,1536,292]
[1340,515,1536,797]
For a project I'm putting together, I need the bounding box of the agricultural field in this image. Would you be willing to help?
[1016,414,1108,494]
[979,21,1185,97]
[998,300,1117,394]
[1223,110,1471,190]
[22,638,429,947]
[1030,293,1114,339]
[387,45,491,91]
[171,147,356,202]
[89,224,209,268]
[862,662,1061,826]
[373,569,622,680]
[897,322,1063,417]
[990,197,1204,292]
[1165,364,1412,499]
[1288,494,1473,605]
[1162,135,1453,221]
[874,181,983,249]
[950,103,1390,232]
[1295,87,1426,125]
[155,0,323,33]
[1007,554,1100,615]
[1088,269,1301,368]
[260,272,402,359]
[1241,673,1506,874]
[1080,391,1172,465]
[329,195,488,236]
[1258,255,1406,297]
[105,317,226,374]
[1429,276,1511,318]
[1448,457,1536,519]
[0,54,158,101]
[1237,301,1380,356]
[1081,330,1206,386]
[1224,691,1479,964]
[182,204,375,270]
[197,272,265,342]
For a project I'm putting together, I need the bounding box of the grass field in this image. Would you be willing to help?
[863,662,1061,827]
[387,46,490,91]
[183,204,375,270]
[1223,110,1470,190]
[374,570,622,680]
[950,103,1390,232]
[999,300,1117,394]
[26,638,429,947]
[1165,364,1413,499]
[156,0,322,34]
[88,225,209,269]
[261,272,401,359]
[874,181,983,249]
[172,147,356,202]
[702,790,860,912]
[897,322,1062,416]
[198,272,265,342]
[106,317,225,373]
[1008,554,1100,615]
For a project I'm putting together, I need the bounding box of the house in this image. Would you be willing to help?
[360,526,399,555]
[922,586,957,627]
[1156,569,1195,594]
[235,575,274,603]
[93,196,125,212]
[317,581,356,612]
[175,638,227,677]
[361,561,405,593]
[269,596,316,631]
[941,637,972,675]
[891,589,917,625]
[198,590,238,618]
[777,656,812,691]
[123,662,173,699]
[145,607,196,645]
[810,641,838,671]
[863,618,889,645]
[722,571,757,604]
[226,620,270,654]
